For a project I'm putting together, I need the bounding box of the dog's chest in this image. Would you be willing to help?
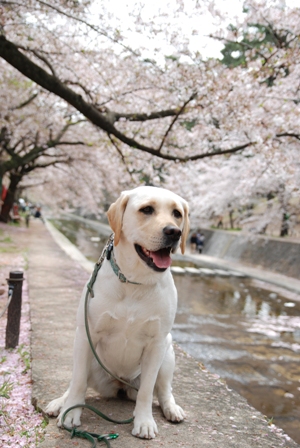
[92,303,162,378]
[95,302,161,341]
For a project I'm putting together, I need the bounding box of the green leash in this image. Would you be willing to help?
[62,235,135,447]
[61,403,133,448]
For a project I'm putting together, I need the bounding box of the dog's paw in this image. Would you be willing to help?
[45,396,65,417]
[132,415,158,439]
[163,403,185,422]
[57,406,83,428]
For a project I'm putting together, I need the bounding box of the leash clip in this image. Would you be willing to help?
[98,433,119,441]
[106,240,113,260]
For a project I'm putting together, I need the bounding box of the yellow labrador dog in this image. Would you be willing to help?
[46,186,189,439]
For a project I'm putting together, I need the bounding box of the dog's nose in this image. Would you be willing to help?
[163,225,182,241]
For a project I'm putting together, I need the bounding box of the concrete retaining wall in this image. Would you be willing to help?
[201,229,300,279]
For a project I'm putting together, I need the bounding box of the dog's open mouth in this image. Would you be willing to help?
[135,244,172,272]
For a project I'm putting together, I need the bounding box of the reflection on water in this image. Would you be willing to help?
[51,218,300,444]
[51,218,107,261]
[173,274,300,443]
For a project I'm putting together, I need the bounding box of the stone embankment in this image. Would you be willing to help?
[200,228,300,279]
[176,228,300,295]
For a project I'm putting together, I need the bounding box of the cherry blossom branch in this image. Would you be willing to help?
[260,16,294,49]
[276,132,300,141]
[261,95,300,104]
[17,45,57,76]
[52,119,87,143]
[96,86,165,108]
[0,36,160,151]
[111,108,180,124]
[108,135,135,180]
[157,91,198,153]
[64,80,94,102]
[108,135,126,164]
[186,142,256,161]
[0,35,255,162]
[34,0,141,59]
[23,158,73,172]
[53,141,86,146]
[19,179,50,189]
[1,120,88,175]
[10,92,39,110]
[208,35,267,61]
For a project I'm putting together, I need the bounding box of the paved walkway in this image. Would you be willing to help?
[9,219,300,447]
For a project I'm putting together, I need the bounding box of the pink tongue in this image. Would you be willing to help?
[150,249,172,269]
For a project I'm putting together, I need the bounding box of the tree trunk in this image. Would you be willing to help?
[280,212,289,237]
[229,209,234,229]
[0,173,21,223]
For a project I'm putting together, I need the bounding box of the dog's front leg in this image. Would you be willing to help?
[57,325,94,428]
[132,340,167,439]
[155,336,185,422]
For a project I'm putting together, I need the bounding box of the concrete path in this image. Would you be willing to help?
[24,219,299,447]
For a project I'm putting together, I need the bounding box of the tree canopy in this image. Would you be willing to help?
[0,0,299,234]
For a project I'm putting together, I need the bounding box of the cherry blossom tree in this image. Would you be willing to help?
[0,0,254,163]
[0,64,100,221]
[0,0,299,235]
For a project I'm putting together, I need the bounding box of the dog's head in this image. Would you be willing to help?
[107,186,189,272]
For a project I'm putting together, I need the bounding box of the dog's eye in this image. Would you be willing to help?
[140,206,154,215]
[173,209,182,219]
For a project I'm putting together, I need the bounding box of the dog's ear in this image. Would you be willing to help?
[106,192,130,246]
[180,202,190,254]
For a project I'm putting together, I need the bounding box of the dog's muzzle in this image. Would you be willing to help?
[135,226,182,272]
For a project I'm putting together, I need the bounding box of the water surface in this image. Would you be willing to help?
[173,273,300,443]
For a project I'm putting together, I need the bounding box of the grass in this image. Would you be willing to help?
[0,246,18,253]
[17,344,31,374]
[22,252,29,270]
[0,233,14,250]
[265,416,274,426]
[0,236,12,243]
[0,232,18,253]
[0,380,13,399]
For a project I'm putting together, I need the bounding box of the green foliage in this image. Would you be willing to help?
[8,78,33,89]
[180,119,197,131]
[143,58,156,64]
[0,236,12,243]
[0,231,17,253]
[17,344,31,374]
[0,246,18,253]
[265,416,274,426]
[165,55,179,61]
[0,380,13,399]
[220,23,291,85]
[40,418,48,429]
